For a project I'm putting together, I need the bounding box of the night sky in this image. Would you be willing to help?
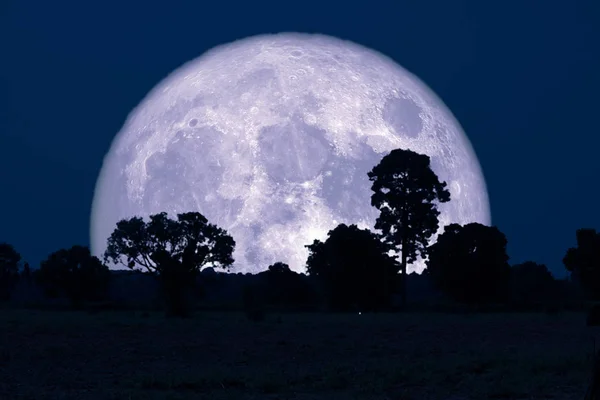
[1,0,598,278]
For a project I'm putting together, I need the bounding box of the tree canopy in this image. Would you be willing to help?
[104,211,235,275]
[260,262,316,309]
[0,242,21,300]
[36,245,110,306]
[104,211,235,316]
[563,228,600,300]
[305,223,398,311]
[509,261,557,309]
[368,148,450,307]
[426,223,510,305]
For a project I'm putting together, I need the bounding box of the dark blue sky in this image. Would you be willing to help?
[1,0,598,277]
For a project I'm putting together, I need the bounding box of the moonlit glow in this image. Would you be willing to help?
[91,33,491,274]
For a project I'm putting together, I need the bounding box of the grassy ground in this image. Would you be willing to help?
[0,309,597,400]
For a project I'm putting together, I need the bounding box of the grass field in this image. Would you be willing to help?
[0,309,597,399]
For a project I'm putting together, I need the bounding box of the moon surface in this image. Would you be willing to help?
[91,33,491,274]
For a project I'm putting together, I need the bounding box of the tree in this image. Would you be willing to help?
[0,243,21,300]
[268,262,291,275]
[36,246,111,307]
[21,262,31,284]
[262,262,316,309]
[509,261,557,309]
[425,223,510,305]
[305,224,398,312]
[368,149,450,307]
[563,228,600,300]
[104,211,235,317]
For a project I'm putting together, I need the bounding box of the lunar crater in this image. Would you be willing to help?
[258,120,329,183]
[382,96,423,138]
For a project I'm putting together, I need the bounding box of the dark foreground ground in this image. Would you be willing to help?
[0,309,597,400]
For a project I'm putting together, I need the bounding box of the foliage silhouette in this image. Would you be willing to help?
[563,228,600,300]
[587,305,600,326]
[268,262,291,274]
[21,262,31,283]
[508,261,557,310]
[305,224,398,312]
[368,148,450,308]
[261,262,317,309]
[426,223,510,305]
[104,211,235,317]
[35,246,111,308]
[585,349,600,400]
[0,242,21,301]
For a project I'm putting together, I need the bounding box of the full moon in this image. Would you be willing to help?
[91,33,491,274]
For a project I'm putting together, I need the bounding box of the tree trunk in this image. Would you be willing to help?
[400,239,408,309]
[586,348,600,399]
[164,284,191,318]
[382,265,389,311]
[398,209,409,310]
[161,272,193,318]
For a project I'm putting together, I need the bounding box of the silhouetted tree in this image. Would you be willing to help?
[368,149,450,308]
[587,305,600,326]
[268,262,290,274]
[509,261,557,310]
[305,224,398,312]
[426,223,510,305]
[585,348,600,400]
[552,276,585,310]
[262,262,317,309]
[0,242,21,300]
[563,228,600,300]
[21,262,31,284]
[104,212,235,317]
[35,246,110,307]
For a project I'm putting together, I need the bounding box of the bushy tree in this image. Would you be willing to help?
[0,243,21,300]
[21,262,31,284]
[305,224,398,312]
[509,261,557,309]
[563,228,600,300]
[36,245,110,307]
[262,262,316,309]
[426,223,510,305]
[268,262,291,275]
[368,149,450,307]
[104,211,235,317]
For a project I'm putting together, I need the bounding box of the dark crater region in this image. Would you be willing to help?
[142,127,225,211]
[258,117,330,184]
[382,96,423,138]
[321,138,381,219]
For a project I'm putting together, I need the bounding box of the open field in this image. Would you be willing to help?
[0,310,597,400]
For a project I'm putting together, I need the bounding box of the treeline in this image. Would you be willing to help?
[0,227,591,317]
[0,149,598,317]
